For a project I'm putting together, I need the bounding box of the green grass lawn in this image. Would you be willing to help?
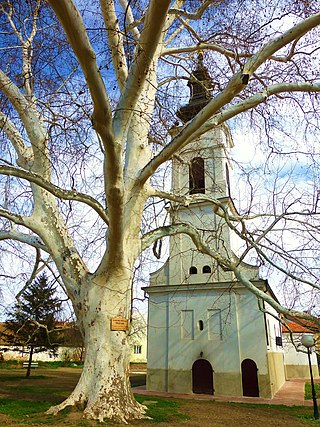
[135,395,189,423]
[0,394,187,425]
[305,382,320,400]
[0,395,318,426]
[0,398,52,419]
[0,368,319,426]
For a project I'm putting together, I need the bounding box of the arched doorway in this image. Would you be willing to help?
[241,359,259,397]
[192,359,214,394]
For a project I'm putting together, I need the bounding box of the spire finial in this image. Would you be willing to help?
[197,50,204,63]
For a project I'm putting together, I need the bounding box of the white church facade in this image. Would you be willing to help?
[144,54,288,398]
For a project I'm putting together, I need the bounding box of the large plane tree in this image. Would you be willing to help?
[0,0,319,422]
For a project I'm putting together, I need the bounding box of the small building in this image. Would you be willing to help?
[282,318,319,379]
[128,312,147,364]
[144,55,287,399]
[0,318,148,364]
[0,321,84,362]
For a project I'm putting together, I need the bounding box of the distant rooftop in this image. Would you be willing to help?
[282,318,318,334]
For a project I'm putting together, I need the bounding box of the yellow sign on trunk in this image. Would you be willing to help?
[110,317,129,331]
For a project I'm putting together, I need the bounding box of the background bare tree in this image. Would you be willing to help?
[0,0,319,422]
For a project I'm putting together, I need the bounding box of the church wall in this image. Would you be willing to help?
[147,368,168,392]
[150,259,169,287]
[146,295,169,392]
[168,291,239,362]
[214,372,242,396]
[263,303,286,395]
[147,287,245,395]
[146,286,284,397]
[267,352,286,396]
[264,306,282,352]
[284,364,319,379]
[237,291,284,398]
[236,291,269,369]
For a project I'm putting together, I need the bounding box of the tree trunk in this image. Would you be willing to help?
[47,273,147,423]
[26,345,34,378]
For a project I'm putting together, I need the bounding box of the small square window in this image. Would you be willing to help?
[133,345,142,354]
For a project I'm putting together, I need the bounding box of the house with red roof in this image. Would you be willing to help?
[282,318,319,379]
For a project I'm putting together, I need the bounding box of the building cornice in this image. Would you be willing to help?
[143,279,267,295]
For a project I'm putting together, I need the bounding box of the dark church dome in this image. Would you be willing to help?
[176,52,213,123]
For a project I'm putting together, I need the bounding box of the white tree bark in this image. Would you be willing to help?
[47,274,147,422]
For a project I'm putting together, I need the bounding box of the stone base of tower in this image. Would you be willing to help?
[146,366,284,398]
[147,368,191,394]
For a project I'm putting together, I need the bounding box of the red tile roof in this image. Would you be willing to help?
[282,319,317,334]
[0,322,83,347]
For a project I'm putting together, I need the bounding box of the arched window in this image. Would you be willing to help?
[198,320,204,331]
[189,266,197,275]
[189,157,205,194]
[202,265,211,274]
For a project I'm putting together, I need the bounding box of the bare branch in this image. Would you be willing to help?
[243,12,320,75]
[169,0,218,20]
[138,78,320,186]
[47,0,114,151]
[0,111,33,168]
[234,268,320,328]
[0,70,50,176]
[162,39,309,64]
[198,82,320,136]
[15,248,43,300]
[162,43,250,59]
[0,229,48,252]
[0,165,109,224]
[100,0,128,91]
[150,188,243,222]
[113,0,172,142]
[0,208,27,227]
[118,0,140,41]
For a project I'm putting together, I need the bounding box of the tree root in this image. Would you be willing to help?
[46,391,149,424]
[46,393,86,415]
[83,402,148,424]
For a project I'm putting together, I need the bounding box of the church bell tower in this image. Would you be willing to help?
[166,52,236,286]
[144,54,283,400]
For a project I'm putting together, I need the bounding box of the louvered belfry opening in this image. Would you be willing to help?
[189,157,205,194]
